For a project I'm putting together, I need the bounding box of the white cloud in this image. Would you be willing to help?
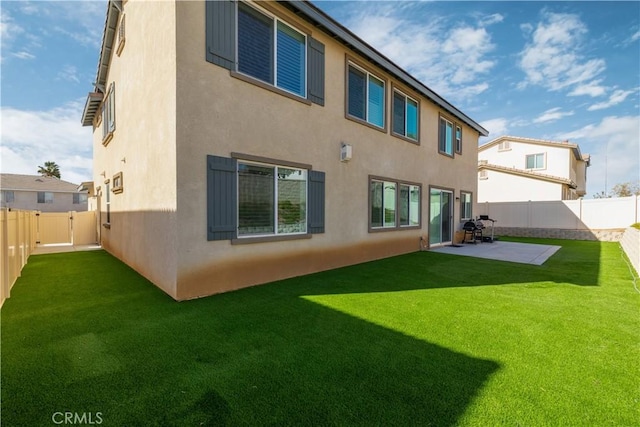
[480,118,510,139]
[519,12,606,94]
[11,51,35,60]
[0,10,23,40]
[478,13,504,27]
[587,89,636,111]
[0,101,93,185]
[340,5,497,103]
[57,65,80,84]
[533,107,574,124]
[627,30,640,44]
[555,116,640,197]
[568,79,607,97]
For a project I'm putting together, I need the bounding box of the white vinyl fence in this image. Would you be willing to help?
[477,196,639,241]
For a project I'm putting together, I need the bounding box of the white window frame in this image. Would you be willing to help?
[101,83,116,144]
[439,116,454,157]
[370,177,421,231]
[37,191,54,204]
[236,2,307,98]
[455,125,462,154]
[237,160,308,238]
[460,191,472,220]
[526,153,546,170]
[392,89,419,142]
[347,61,386,129]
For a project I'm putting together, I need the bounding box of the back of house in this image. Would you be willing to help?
[81,0,488,300]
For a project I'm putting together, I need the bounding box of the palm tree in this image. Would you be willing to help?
[37,161,61,179]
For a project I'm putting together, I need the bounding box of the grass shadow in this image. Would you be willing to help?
[2,250,500,426]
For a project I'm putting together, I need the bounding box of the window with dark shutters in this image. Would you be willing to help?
[206,0,324,105]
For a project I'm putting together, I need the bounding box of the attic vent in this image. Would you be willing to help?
[116,14,126,56]
[498,141,511,151]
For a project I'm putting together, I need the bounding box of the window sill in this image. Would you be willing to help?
[231,233,312,245]
[391,131,420,146]
[345,114,387,134]
[112,187,123,194]
[230,71,312,106]
[369,225,421,233]
[102,223,111,229]
[102,132,114,147]
[438,150,454,158]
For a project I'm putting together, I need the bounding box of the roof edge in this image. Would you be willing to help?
[478,162,577,188]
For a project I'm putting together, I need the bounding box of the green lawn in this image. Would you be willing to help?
[2,238,638,426]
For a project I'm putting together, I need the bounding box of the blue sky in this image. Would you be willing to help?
[1,1,639,197]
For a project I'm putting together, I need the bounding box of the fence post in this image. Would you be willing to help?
[1,209,9,303]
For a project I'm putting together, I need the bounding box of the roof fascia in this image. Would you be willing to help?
[478,163,577,188]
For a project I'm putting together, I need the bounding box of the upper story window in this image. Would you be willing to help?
[479,170,488,180]
[392,90,419,142]
[101,82,116,145]
[438,116,454,157]
[526,153,545,170]
[37,192,54,204]
[237,2,306,98]
[347,62,385,129]
[455,125,462,154]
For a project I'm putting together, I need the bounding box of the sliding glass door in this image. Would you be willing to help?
[429,188,452,246]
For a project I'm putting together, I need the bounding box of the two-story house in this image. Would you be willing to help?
[80,0,488,300]
[478,136,590,202]
[0,174,88,212]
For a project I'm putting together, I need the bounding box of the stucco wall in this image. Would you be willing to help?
[173,1,481,299]
[91,1,179,298]
[479,140,571,179]
[2,190,87,212]
[478,169,561,202]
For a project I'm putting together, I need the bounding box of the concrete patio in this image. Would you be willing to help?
[430,240,561,265]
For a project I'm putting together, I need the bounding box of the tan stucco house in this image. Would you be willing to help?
[80,0,488,300]
[0,174,88,212]
[478,136,591,202]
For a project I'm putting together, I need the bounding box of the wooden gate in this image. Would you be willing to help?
[36,211,98,245]
[37,212,72,244]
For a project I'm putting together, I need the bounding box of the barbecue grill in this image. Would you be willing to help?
[462,220,483,243]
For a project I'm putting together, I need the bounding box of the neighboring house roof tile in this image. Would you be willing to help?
[81,0,488,137]
[479,135,590,164]
[478,162,577,188]
[0,174,84,193]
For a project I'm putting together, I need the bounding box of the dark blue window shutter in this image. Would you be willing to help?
[237,3,273,84]
[308,170,325,234]
[348,66,366,120]
[393,92,405,136]
[207,155,237,241]
[205,0,236,70]
[307,37,325,105]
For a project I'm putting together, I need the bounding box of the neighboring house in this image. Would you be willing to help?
[0,174,88,212]
[80,0,488,300]
[478,136,591,202]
